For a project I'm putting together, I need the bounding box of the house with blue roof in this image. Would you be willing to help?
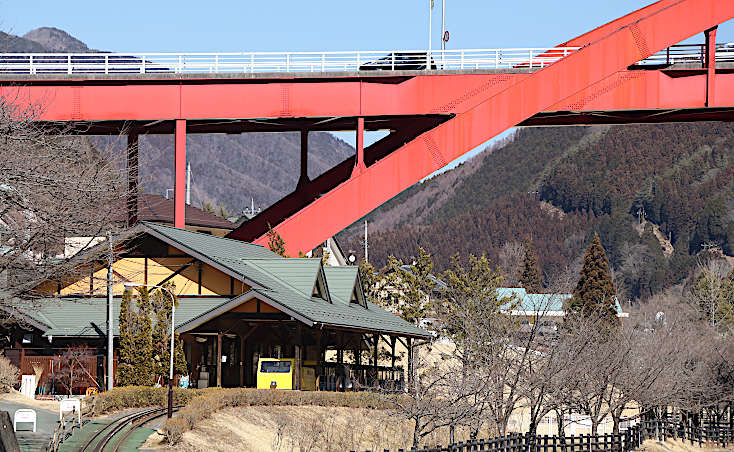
[497,287,628,330]
[4,222,429,394]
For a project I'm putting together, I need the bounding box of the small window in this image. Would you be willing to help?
[260,361,291,373]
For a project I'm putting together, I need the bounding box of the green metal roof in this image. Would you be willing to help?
[26,223,429,339]
[497,287,625,315]
[323,267,358,305]
[18,297,230,338]
[138,223,428,337]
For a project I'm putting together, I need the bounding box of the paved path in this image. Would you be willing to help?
[0,399,59,451]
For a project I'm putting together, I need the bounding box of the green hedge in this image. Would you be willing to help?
[91,386,214,414]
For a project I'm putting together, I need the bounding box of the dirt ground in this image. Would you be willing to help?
[0,389,61,412]
[143,405,462,452]
[140,407,734,452]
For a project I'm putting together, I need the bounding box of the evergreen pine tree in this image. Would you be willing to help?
[116,289,136,386]
[567,233,619,326]
[519,238,543,293]
[151,283,188,380]
[116,287,154,386]
[266,225,289,257]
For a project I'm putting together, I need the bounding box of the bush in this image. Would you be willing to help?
[161,389,390,445]
[0,355,19,392]
[91,386,212,415]
[162,417,188,445]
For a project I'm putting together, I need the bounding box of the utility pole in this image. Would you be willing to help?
[441,0,446,52]
[428,0,433,68]
[106,231,114,391]
[185,163,191,205]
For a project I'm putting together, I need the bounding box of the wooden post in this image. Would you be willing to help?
[407,337,413,390]
[216,332,223,387]
[390,336,397,369]
[372,334,378,387]
[0,411,20,452]
[294,344,302,390]
[239,335,245,387]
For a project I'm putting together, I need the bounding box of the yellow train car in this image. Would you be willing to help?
[257,358,295,389]
[256,358,317,390]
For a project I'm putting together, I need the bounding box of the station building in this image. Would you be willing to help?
[4,222,428,393]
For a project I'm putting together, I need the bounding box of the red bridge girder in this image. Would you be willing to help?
[1,0,733,255]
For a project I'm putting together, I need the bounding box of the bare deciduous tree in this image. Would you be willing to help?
[0,94,132,313]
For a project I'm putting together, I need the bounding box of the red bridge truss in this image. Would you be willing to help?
[1,0,733,255]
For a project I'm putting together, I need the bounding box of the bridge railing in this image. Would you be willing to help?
[0,48,580,75]
[636,43,734,65]
[1,44,731,76]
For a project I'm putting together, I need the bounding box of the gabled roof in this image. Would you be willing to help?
[140,223,428,337]
[497,287,625,316]
[115,194,235,230]
[24,222,429,339]
[323,267,359,304]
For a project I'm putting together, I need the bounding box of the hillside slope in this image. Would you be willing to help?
[340,123,734,301]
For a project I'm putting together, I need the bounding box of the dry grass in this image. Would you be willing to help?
[157,405,456,452]
[639,439,731,452]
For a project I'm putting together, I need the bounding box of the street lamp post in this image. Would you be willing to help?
[123,282,177,419]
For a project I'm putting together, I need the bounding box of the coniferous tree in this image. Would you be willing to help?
[519,238,543,293]
[116,288,135,385]
[151,283,188,380]
[567,234,619,326]
[116,287,154,386]
[266,225,288,257]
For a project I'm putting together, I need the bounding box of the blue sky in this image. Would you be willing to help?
[2,0,732,174]
[2,1,731,52]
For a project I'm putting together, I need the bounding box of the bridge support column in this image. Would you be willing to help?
[297,130,310,188]
[126,132,139,227]
[352,117,365,177]
[174,119,186,229]
[705,26,717,107]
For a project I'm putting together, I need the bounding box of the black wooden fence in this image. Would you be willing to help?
[351,418,734,452]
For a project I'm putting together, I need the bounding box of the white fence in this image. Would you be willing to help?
[0,48,578,75]
[0,44,731,75]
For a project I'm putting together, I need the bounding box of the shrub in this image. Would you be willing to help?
[162,417,188,445]
[0,355,19,392]
[91,386,210,415]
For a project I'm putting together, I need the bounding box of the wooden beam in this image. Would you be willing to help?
[216,332,223,387]
[154,259,196,289]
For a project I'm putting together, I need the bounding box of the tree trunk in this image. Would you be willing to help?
[591,419,599,437]
[613,413,621,435]
[413,419,420,448]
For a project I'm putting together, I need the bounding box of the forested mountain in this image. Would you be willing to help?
[0,28,354,214]
[7,27,734,302]
[339,123,734,302]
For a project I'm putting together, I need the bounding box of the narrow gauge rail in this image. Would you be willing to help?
[80,406,179,452]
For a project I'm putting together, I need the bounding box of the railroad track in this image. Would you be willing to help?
[80,406,179,452]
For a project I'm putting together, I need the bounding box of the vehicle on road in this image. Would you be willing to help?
[359,52,437,71]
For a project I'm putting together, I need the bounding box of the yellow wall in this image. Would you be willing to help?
[51,256,249,297]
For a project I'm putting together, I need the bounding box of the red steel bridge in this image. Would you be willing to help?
[1,0,734,255]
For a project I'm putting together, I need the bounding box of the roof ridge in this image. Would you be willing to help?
[244,259,321,297]
[140,221,276,253]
